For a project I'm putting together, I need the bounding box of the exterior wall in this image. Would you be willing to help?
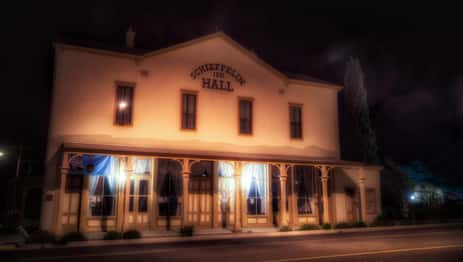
[48,37,340,163]
[332,167,381,224]
[41,37,342,232]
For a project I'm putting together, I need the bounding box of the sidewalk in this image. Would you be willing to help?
[5,222,461,251]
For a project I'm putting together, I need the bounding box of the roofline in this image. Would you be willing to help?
[288,78,343,91]
[53,31,343,91]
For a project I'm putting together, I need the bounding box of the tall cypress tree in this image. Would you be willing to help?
[343,57,379,164]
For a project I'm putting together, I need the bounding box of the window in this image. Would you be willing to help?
[289,104,302,139]
[129,179,149,212]
[181,92,197,129]
[65,175,83,193]
[239,99,253,134]
[157,159,182,216]
[366,188,377,214]
[89,176,116,216]
[243,163,267,215]
[294,166,315,214]
[115,85,134,126]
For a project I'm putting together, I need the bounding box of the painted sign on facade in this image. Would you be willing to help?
[190,63,245,91]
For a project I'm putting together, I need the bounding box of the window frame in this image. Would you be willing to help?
[366,188,377,214]
[289,103,303,140]
[238,97,254,136]
[294,166,315,215]
[244,163,268,216]
[180,90,198,130]
[114,81,136,127]
[88,176,117,217]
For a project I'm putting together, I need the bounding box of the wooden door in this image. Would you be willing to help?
[188,177,212,226]
[126,177,150,229]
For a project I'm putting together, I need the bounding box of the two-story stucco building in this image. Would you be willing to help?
[41,31,382,235]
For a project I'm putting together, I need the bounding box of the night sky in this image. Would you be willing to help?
[1,2,462,185]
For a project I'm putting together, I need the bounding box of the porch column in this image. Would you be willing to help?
[279,164,288,227]
[116,157,126,232]
[212,162,219,228]
[321,165,330,224]
[359,168,367,222]
[182,159,191,226]
[79,176,89,232]
[233,162,242,231]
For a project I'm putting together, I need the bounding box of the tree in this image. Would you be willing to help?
[343,57,379,164]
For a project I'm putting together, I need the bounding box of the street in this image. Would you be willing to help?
[2,226,463,261]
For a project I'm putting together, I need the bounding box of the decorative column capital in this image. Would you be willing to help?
[278,163,289,178]
[359,176,366,184]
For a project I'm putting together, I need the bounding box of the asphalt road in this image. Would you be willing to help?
[2,226,463,262]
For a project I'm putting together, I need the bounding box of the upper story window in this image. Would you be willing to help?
[181,92,197,130]
[115,84,134,126]
[239,98,253,135]
[289,104,303,139]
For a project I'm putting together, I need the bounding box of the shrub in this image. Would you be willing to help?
[352,221,367,228]
[180,225,195,237]
[59,232,87,244]
[123,229,142,239]
[298,224,320,231]
[26,230,56,244]
[335,222,352,229]
[103,231,123,240]
[279,226,292,232]
[321,223,332,230]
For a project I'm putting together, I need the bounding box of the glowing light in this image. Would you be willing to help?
[410,195,416,201]
[0,151,4,157]
[118,101,128,110]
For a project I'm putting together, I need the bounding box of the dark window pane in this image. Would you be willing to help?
[239,100,252,134]
[129,180,135,195]
[139,180,149,195]
[182,93,196,129]
[66,175,83,193]
[290,106,302,138]
[102,196,114,216]
[139,197,148,212]
[129,197,134,212]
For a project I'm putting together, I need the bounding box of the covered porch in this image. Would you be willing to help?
[52,143,379,235]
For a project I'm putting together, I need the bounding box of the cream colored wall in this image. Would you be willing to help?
[47,37,340,162]
[41,36,341,232]
[333,167,381,224]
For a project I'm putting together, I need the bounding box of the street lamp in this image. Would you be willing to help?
[0,151,4,157]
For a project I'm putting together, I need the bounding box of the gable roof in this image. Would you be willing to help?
[55,31,342,91]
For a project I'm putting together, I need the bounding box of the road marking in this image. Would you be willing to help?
[266,244,463,262]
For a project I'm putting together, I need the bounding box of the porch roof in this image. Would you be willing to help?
[61,143,382,170]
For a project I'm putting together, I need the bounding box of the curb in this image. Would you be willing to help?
[12,222,463,251]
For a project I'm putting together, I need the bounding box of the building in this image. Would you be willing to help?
[41,31,382,235]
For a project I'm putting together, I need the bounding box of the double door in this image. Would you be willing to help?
[126,176,151,229]
[188,177,212,226]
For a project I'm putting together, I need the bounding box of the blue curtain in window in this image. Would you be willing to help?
[69,154,112,176]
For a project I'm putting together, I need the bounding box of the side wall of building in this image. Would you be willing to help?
[332,167,381,224]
